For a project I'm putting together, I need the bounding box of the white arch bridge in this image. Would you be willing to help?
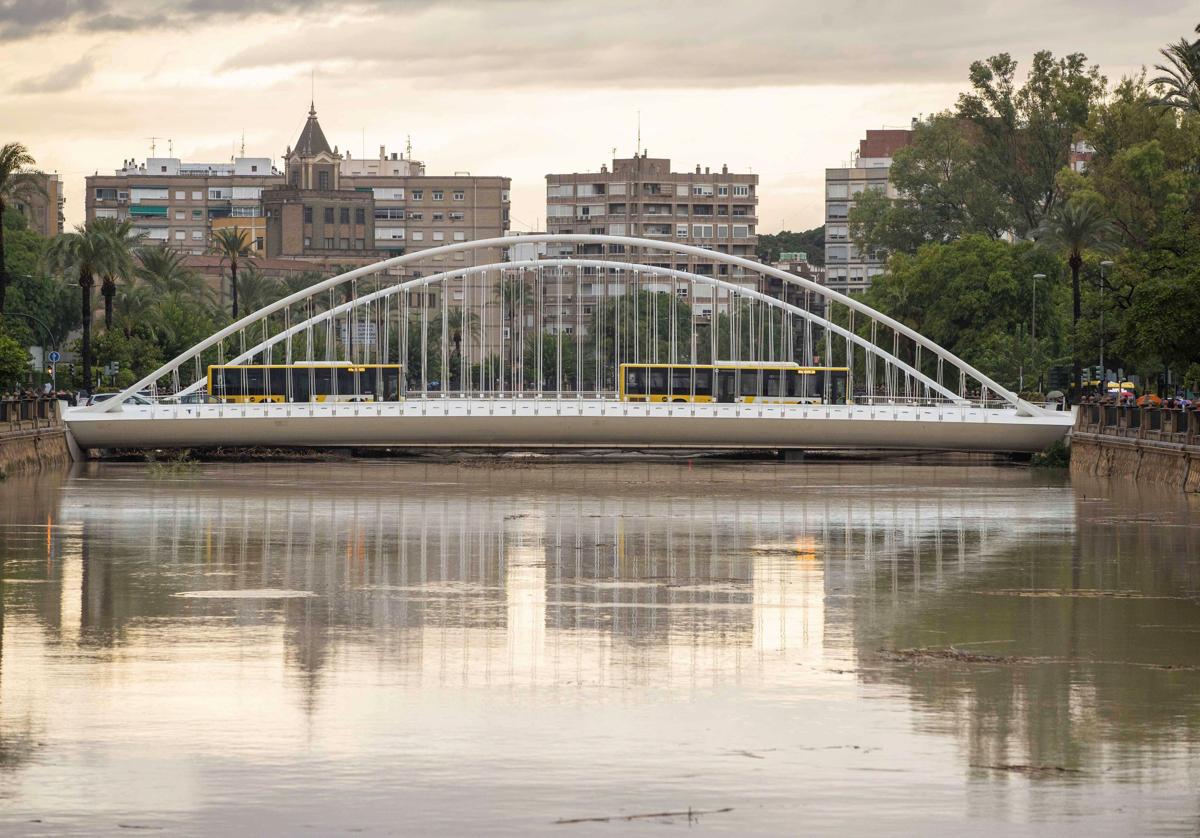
[65,235,1071,454]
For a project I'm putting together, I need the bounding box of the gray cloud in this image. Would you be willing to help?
[13,54,97,93]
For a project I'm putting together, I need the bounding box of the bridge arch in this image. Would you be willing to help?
[89,235,1047,416]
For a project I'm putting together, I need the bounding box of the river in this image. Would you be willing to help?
[1,460,1198,835]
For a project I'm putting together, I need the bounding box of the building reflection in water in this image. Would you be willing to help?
[3,462,1198,809]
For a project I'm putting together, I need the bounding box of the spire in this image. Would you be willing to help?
[293,103,332,157]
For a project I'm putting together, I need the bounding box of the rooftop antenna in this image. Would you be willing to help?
[636,110,641,156]
[310,67,315,109]
[168,138,173,156]
[406,134,412,159]
[240,130,245,158]
[146,136,160,157]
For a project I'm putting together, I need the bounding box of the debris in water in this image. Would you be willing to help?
[971,764,1083,776]
[172,589,317,599]
[554,807,734,825]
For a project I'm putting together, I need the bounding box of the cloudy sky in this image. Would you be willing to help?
[2,0,1195,232]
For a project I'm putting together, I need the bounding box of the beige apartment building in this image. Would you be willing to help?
[263,106,512,279]
[539,153,760,339]
[86,156,282,254]
[12,172,64,238]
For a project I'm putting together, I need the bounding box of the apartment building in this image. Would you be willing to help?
[86,156,281,254]
[263,105,511,278]
[12,172,64,238]
[824,128,912,296]
[539,153,760,339]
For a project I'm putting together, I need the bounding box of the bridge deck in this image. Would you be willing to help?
[66,399,1073,454]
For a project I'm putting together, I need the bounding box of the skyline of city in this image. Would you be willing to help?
[2,1,1194,232]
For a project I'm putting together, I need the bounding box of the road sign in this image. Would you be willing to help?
[48,350,61,363]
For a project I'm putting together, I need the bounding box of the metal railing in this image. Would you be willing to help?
[1075,403,1199,448]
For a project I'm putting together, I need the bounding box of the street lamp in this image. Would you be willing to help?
[1099,260,1114,397]
[1032,274,1046,392]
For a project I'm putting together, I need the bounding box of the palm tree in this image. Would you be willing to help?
[495,276,533,383]
[210,226,254,319]
[136,246,212,303]
[91,216,141,329]
[1151,24,1200,114]
[234,265,281,314]
[45,221,116,392]
[112,284,159,339]
[0,142,45,314]
[1033,200,1120,402]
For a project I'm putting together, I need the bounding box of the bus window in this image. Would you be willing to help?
[717,370,736,403]
[671,368,692,394]
[269,367,288,396]
[624,367,646,395]
[291,368,312,401]
[764,370,781,396]
[694,369,713,398]
[739,370,760,397]
[649,368,669,395]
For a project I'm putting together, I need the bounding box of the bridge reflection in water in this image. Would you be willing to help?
[3,463,1199,832]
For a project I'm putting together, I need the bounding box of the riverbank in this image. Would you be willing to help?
[1071,403,1200,493]
[0,398,69,477]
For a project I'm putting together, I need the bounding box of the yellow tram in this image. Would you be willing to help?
[618,362,850,404]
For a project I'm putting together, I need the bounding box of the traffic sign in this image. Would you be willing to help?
[48,350,61,363]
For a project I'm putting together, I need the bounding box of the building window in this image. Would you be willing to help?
[411,231,424,241]
[174,210,185,220]
[827,203,849,220]
[692,185,714,197]
[192,209,202,219]
[452,190,464,201]
[355,208,365,224]
[323,207,334,223]
[432,231,444,241]
[454,252,465,262]
[174,191,185,200]
[826,183,849,199]
[717,186,729,197]
[323,237,334,248]
[191,231,203,240]
[339,207,350,223]
[304,206,313,223]
[453,231,466,241]
[304,237,312,246]
[318,171,330,190]
[676,224,688,238]
[354,239,364,250]
[432,211,444,221]
[408,211,423,220]
[733,185,750,197]
[340,237,349,249]
[411,189,423,200]
[375,208,405,220]
[190,191,201,200]
[718,224,728,238]
[432,190,444,200]
[692,224,714,239]
[174,231,185,240]
[449,211,464,221]
[732,224,750,238]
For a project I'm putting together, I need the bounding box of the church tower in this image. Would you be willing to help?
[283,103,341,191]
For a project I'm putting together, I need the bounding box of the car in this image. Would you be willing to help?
[85,392,153,407]
[164,393,224,404]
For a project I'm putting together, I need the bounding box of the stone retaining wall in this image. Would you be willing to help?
[0,399,70,476]
[1071,404,1200,493]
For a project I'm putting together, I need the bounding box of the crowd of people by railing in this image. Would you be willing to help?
[1080,392,1196,410]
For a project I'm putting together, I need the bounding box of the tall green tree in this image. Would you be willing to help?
[0,142,45,314]
[210,226,254,319]
[0,326,30,389]
[45,221,120,391]
[1150,24,1200,114]
[135,246,211,302]
[957,51,1106,234]
[1032,199,1120,400]
[757,227,825,264]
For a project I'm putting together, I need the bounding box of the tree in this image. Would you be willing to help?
[136,246,211,302]
[1032,199,1120,401]
[849,114,1011,255]
[957,51,1106,234]
[210,226,254,319]
[0,327,30,389]
[860,236,1064,392]
[1150,24,1200,114]
[91,216,141,329]
[757,227,825,264]
[234,265,281,314]
[45,222,117,392]
[0,142,44,314]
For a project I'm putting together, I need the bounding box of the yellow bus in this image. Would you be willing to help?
[208,363,404,403]
[619,362,850,404]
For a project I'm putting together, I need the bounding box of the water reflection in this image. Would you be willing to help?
[1,462,1198,834]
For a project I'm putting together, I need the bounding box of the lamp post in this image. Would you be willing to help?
[1032,273,1046,392]
[1099,260,1113,398]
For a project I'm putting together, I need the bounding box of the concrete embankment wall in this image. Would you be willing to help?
[1070,405,1200,493]
[0,400,70,476]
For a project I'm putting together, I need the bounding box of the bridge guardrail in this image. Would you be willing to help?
[1,397,63,435]
[1075,403,1200,448]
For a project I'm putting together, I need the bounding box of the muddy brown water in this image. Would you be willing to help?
[1,461,1198,835]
